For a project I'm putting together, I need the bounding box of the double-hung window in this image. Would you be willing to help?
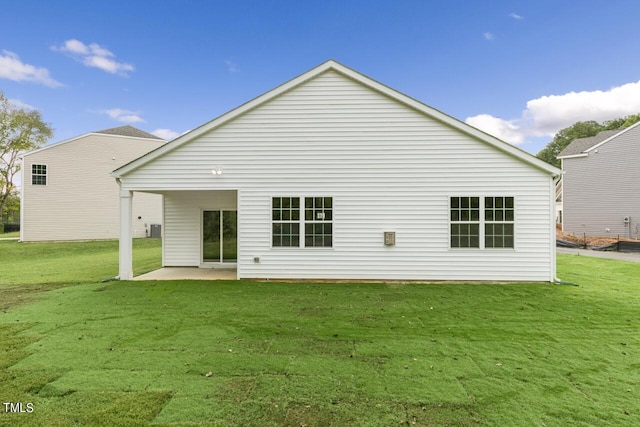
[271,196,333,248]
[450,196,480,248]
[305,197,333,247]
[32,164,47,186]
[272,197,300,247]
[484,197,514,248]
[450,196,514,249]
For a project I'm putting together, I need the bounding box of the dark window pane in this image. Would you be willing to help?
[470,236,479,248]
[505,210,514,221]
[292,198,300,208]
[505,197,514,208]
[451,197,459,208]
[461,197,469,208]
[324,197,332,208]
[495,211,504,221]
[471,197,479,209]
[283,198,290,208]
[485,197,493,208]
[283,210,290,221]
[273,197,280,208]
[471,210,479,221]
[292,210,300,221]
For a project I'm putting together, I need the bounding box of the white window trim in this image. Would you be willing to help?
[449,196,516,250]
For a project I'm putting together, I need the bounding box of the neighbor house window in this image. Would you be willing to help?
[484,197,514,248]
[272,197,300,247]
[32,164,47,185]
[305,197,333,247]
[450,196,515,249]
[450,197,480,248]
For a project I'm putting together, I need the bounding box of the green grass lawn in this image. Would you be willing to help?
[0,240,638,426]
[0,231,20,238]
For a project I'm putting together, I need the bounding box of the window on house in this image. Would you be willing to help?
[31,164,47,185]
[484,197,514,248]
[272,197,300,247]
[271,196,333,248]
[305,197,333,247]
[450,196,480,248]
[450,196,515,249]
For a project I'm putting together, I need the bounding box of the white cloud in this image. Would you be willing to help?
[0,50,62,87]
[52,39,134,76]
[466,114,526,144]
[225,60,239,73]
[483,32,495,41]
[151,128,180,141]
[466,80,640,145]
[99,108,145,123]
[509,12,523,20]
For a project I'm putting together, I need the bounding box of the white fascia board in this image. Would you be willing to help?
[112,59,561,178]
[557,153,589,160]
[584,121,640,153]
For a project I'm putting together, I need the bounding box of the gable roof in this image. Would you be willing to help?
[557,129,621,157]
[113,59,560,178]
[22,126,165,158]
[558,122,640,159]
[95,125,163,140]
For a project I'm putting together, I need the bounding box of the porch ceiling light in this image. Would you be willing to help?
[211,167,223,175]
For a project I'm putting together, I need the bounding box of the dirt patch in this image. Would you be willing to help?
[557,226,630,247]
[0,284,67,312]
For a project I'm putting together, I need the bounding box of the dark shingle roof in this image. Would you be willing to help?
[94,125,163,140]
[558,129,620,157]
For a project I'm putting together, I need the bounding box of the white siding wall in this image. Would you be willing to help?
[22,134,164,241]
[122,71,554,281]
[563,125,640,239]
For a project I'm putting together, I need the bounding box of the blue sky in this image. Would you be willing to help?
[2,0,640,155]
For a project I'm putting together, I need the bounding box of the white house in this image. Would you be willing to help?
[558,122,640,239]
[113,60,561,282]
[21,126,165,241]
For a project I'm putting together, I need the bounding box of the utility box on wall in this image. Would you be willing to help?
[384,231,396,246]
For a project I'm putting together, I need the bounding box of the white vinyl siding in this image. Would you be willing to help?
[21,134,164,241]
[121,70,555,281]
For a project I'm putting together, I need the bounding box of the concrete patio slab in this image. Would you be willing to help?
[134,267,237,281]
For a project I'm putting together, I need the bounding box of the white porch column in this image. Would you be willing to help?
[119,187,134,280]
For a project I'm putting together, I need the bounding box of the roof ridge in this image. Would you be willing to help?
[94,125,163,140]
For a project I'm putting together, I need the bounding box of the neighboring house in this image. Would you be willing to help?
[558,123,640,239]
[21,126,165,241]
[113,60,560,281]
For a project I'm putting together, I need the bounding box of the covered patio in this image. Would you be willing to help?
[134,267,237,281]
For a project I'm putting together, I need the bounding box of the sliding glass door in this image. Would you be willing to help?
[203,210,237,263]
